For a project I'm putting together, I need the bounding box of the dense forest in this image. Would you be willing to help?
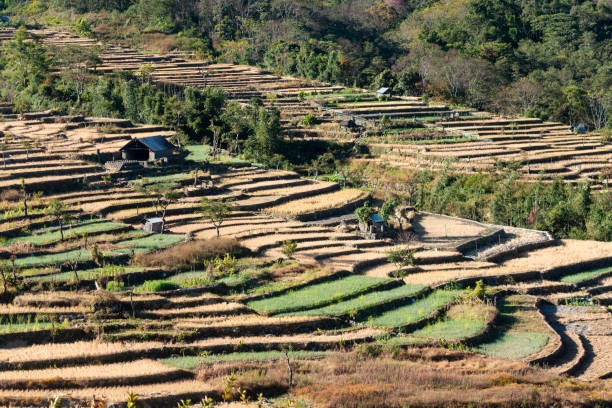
[1,0,609,129]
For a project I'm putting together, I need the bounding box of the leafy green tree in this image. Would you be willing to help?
[1,27,50,92]
[380,198,402,222]
[44,199,71,241]
[489,172,519,226]
[355,202,377,226]
[586,191,612,241]
[201,198,235,238]
[245,107,282,164]
[387,248,416,270]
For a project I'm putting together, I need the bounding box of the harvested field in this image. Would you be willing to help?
[0,359,186,388]
[264,189,369,219]
[412,213,492,247]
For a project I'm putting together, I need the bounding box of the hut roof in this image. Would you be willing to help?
[371,214,384,223]
[120,136,176,152]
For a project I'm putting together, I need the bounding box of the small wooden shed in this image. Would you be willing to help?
[370,214,386,234]
[120,136,177,162]
[143,217,164,233]
[376,87,392,99]
[339,118,357,131]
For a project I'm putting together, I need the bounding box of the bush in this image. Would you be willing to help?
[355,202,376,225]
[302,113,317,126]
[137,280,181,293]
[387,248,416,269]
[356,343,384,358]
[134,238,249,270]
[0,189,20,202]
[105,280,125,292]
[466,280,486,301]
[281,240,297,258]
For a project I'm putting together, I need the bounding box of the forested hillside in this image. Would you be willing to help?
[1,0,610,129]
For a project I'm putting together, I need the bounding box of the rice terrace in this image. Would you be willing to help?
[0,3,611,408]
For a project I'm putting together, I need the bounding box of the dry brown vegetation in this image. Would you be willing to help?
[134,238,249,270]
[299,354,608,407]
[200,350,611,408]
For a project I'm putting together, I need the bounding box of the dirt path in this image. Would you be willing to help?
[540,303,612,380]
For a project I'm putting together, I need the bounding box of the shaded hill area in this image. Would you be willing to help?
[1,0,610,129]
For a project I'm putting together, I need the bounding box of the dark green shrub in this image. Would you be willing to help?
[137,280,181,292]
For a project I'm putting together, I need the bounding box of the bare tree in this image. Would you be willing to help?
[20,140,31,160]
[45,199,71,241]
[21,178,28,219]
[63,249,84,287]
[137,182,180,233]
[209,120,223,160]
[0,142,7,168]
[588,93,608,130]
[0,260,10,294]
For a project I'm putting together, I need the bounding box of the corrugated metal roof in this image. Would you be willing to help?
[132,136,176,152]
[371,214,384,223]
[376,87,390,94]
[145,217,164,223]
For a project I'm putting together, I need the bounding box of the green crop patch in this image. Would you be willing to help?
[409,318,483,341]
[15,249,91,268]
[407,304,491,341]
[110,234,184,254]
[477,332,549,360]
[247,275,391,314]
[364,290,461,328]
[560,266,612,285]
[133,172,192,185]
[15,234,181,267]
[284,284,425,317]
[136,280,181,292]
[184,145,211,162]
[8,221,128,246]
[27,265,143,282]
[0,322,54,334]
[160,350,327,369]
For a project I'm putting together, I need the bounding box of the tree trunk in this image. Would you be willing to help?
[22,192,28,219]
[59,221,64,241]
[161,207,167,234]
[284,351,293,388]
[216,224,220,238]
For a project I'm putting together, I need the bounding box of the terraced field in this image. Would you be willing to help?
[0,28,610,406]
[0,111,610,404]
[3,27,607,188]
